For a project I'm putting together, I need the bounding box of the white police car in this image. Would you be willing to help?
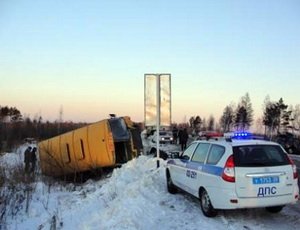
[166,132,299,217]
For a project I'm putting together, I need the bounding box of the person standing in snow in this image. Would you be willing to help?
[24,146,32,173]
[30,147,37,173]
[172,126,178,144]
[178,128,189,151]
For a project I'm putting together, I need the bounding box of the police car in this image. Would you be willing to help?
[165,132,299,217]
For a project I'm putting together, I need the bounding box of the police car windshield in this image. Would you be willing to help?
[233,145,290,167]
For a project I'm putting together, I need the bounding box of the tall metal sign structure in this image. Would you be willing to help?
[144,74,171,167]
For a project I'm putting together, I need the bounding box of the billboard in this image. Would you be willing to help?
[144,74,171,127]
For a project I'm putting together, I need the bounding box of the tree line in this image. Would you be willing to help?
[189,93,300,140]
[0,105,87,152]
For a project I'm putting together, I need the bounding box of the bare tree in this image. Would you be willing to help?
[234,93,253,131]
[220,105,234,132]
[291,104,300,131]
[255,117,264,134]
[207,115,215,131]
[262,97,291,139]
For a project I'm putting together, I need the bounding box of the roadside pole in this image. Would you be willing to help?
[156,75,160,168]
[144,73,171,168]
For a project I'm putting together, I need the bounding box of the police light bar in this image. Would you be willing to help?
[233,132,251,138]
[224,132,252,141]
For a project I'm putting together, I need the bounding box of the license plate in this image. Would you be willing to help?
[252,176,279,184]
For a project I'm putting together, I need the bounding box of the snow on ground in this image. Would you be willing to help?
[1,147,300,230]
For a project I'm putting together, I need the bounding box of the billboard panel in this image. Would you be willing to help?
[144,74,171,127]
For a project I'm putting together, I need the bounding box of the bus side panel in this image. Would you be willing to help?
[51,136,64,176]
[73,126,92,172]
[38,136,64,176]
[60,131,78,175]
[38,140,49,175]
[104,121,116,164]
[88,121,115,167]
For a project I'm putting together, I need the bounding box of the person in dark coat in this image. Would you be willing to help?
[24,146,32,173]
[172,126,178,144]
[178,128,189,151]
[30,147,37,173]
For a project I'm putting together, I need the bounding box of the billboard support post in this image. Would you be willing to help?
[156,75,161,168]
[144,74,171,168]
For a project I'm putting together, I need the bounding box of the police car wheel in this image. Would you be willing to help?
[166,170,177,194]
[265,205,284,213]
[200,189,217,217]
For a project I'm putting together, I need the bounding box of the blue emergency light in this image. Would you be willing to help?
[224,132,252,141]
[233,132,250,137]
[232,132,252,140]
[224,132,268,142]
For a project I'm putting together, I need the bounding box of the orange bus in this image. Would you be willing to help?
[38,116,142,177]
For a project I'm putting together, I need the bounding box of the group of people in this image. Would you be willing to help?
[172,127,189,151]
[24,146,37,174]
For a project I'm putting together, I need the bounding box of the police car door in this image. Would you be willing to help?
[184,143,211,196]
[172,142,198,189]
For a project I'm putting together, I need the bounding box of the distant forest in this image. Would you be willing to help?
[0,105,87,152]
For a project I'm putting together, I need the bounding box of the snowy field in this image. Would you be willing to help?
[0,145,300,230]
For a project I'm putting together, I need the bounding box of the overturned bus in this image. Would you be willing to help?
[38,116,143,177]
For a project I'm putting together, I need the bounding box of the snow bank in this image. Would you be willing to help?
[1,152,300,230]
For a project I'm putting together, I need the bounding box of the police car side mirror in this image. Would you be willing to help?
[170,152,179,159]
[181,155,190,161]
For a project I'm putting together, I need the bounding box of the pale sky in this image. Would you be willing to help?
[1,0,299,123]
